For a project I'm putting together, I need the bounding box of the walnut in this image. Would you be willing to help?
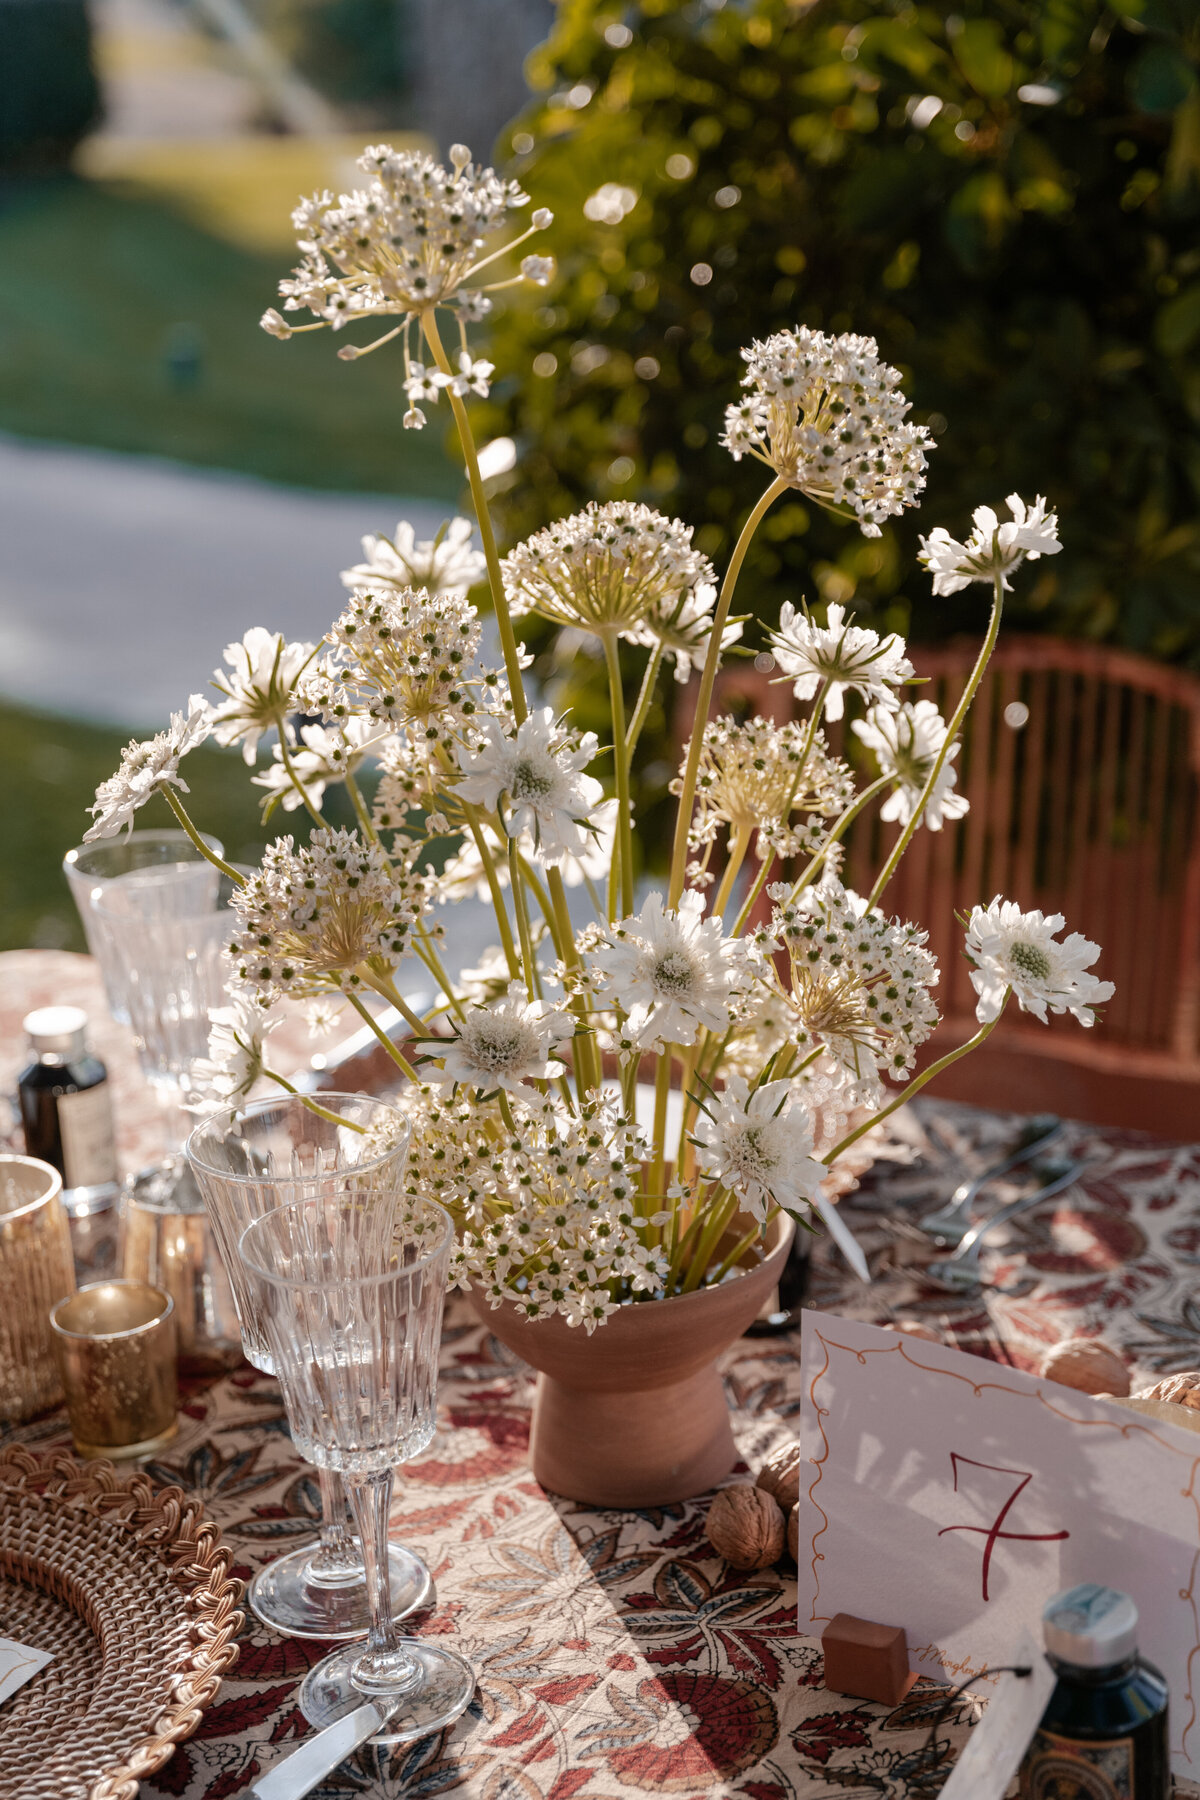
[787,1501,799,1564]
[882,1319,942,1344]
[1039,1338,1131,1398]
[1133,1372,1200,1412]
[756,1439,800,1510]
[706,1483,786,1570]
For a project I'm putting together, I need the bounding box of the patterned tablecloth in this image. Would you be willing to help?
[6,982,1200,1800]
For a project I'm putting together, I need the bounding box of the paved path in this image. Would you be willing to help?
[0,435,449,726]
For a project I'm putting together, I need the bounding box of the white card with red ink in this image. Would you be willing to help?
[795,1311,1200,1779]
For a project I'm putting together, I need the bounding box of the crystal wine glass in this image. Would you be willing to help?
[185,1092,434,1640]
[238,1193,475,1743]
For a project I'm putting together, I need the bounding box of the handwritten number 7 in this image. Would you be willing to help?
[938,1453,1069,1602]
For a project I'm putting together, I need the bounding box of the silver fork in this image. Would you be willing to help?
[919,1114,1063,1247]
[923,1159,1085,1293]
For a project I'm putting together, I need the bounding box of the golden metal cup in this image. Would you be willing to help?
[121,1162,242,1373]
[49,1279,179,1460]
[0,1154,77,1423]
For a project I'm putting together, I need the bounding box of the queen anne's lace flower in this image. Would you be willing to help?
[341,516,484,596]
[85,695,212,840]
[252,717,386,815]
[455,708,604,867]
[721,327,933,536]
[964,898,1114,1027]
[502,503,716,638]
[588,891,751,1053]
[770,602,913,722]
[191,996,280,1102]
[428,991,572,1094]
[920,494,1061,596]
[678,715,856,868]
[852,700,969,831]
[763,876,940,1100]
[693,1075,826,1222]
[210,629,315,764]
[227,827,429,1001]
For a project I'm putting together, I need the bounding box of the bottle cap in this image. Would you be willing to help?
[24,1006,90,1058]
[1043,1584,1138,1668]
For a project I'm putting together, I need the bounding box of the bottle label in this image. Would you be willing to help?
[1021,1727,1134,1799]
[57,1084,118,1189]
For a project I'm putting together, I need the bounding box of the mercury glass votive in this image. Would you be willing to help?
[49,1279,179,1460]
[0,1154,77,1424]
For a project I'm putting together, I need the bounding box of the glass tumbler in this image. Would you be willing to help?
[186,1093,433,1640]
[239,1195,474,1745]
[63,830,224,1024]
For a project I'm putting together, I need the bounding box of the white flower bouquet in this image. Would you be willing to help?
[86,143,1114,1329]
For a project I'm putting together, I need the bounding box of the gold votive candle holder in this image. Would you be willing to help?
[50,1279,179,1460]
[121,1162,242,1374]
[0,1154,77,1424]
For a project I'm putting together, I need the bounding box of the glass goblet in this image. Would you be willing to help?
[238,1195,474,1744]
[185,1092,432,1640]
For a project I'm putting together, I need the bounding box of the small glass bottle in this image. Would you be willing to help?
[1019,1583,1169,1799]
[18,1007,119,1218]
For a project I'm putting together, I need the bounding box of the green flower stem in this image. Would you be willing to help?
[345,769,381,848]
[261,1066,369,1132]
[727,676,829,937]
[343,989,419,1081]
[784,776,893,904]
[162,788,245,883]
[708,1208,777,1287]
[460,801,521,980]
[413,922,466,1019]
[668,475,787,908]
[680,1187,739,1293]
[625,642,664,760]
[548,867,600,1095]
[277,730,326,829]
[712,824,752,921]
[508,835,543,999]
[360,968,429,1038]
[664,1202,705,1295]
[649,1049,674,1233]
[868,571,1005,908]
[821,1004,1006,1166]
[421,309,528,723]
[602,631,634,920]
[516,853,556,944]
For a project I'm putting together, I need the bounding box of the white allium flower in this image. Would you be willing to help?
[260,307,292,339]
[588,890,751,1052]
[84,695,212,840]
[226,827,429,1001]
[679,713,856,859]
[341,516,484,596]
[720,326,933,536]
[314,585,486,739]
[852,700,969,831]
[693,1075,826,1223]
[629,580,743,683]
[502,502,716,638]
[920,494,1062,596]
[965,898,1114,1027]
[770,601,913,722]
[191,996,280,1102]
[444,351,494,398]
[764,876,940,1099]
[252,717,385,814]
[210,629,315,764]
[455,708,604,866]
[429,991,571,1094]
[520,254,556,285]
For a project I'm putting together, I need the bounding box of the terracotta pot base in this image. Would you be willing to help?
[471,1214,794,1508]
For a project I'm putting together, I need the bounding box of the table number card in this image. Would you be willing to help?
[796,1311,1200,1780]
[0,1638,53,1708]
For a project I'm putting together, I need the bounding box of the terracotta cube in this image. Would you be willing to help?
[821,1612,917,1706]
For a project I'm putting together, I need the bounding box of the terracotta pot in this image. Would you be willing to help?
[471,1213,794,1507]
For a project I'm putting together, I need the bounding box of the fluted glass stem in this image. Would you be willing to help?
[346,1471,420,1693]
[306,1467,364,1588]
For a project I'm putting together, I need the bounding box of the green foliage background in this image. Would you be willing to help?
[479,0,1200,694]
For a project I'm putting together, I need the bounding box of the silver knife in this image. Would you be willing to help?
[249,1699,398,1800]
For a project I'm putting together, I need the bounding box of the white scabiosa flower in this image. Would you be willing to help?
[429,991,572,1094]
[629,580,743,683]
[919,494,1061,596]
[455,708,604,866]
[693,1075,826,1223]
[341,516,484,596]
[210,629,315,764]
[440,799,617,901]
[191,996,280,1102]
[965,898,1114,1027]
[84,695,212,840]
[720,326,933,536]
[502,502,716,639]
[588,890,750,1052]
[852,700,969,831]
[770,601,913,722]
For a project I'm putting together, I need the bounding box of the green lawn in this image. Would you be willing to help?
[0,700,365,953]
[0,173,460,498]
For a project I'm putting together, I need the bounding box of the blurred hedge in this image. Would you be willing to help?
[480,0,1200,675]
[256,0,408,110]
[0,0,101,173]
